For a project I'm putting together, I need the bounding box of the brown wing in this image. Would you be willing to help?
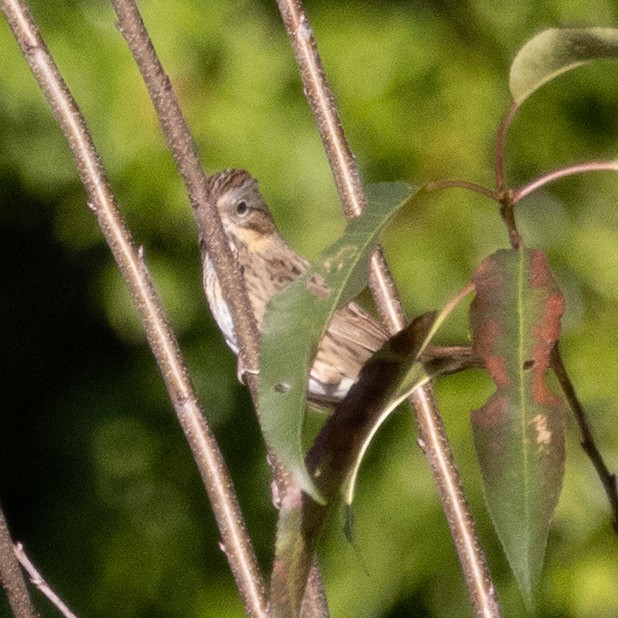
[328,301,387,354]
[309,300,388,403]
[305,266,388,354]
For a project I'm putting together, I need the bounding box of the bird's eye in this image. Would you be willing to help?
[236,200,248,216]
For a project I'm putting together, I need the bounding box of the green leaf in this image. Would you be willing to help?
[311,312,437,504]
[270,312,439,617]
[343,296,467,506]
[259,183,419,499]
[470,248,566,600]
[510,28,618,105]
[270,290,474,616]
[270,488,321,618]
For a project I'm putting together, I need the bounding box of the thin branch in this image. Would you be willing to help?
[512,161,618,204]
[0,1,267,615]
[426,179,499,202]
[109,1,330,614]
[275,0,366,218]
[109,0,261,388]
[275,1,501,616]
[14,544,77,618]
[551,345,618,536]
[498,193,523,250]
[0,506,38,618]
[495,103,518,194]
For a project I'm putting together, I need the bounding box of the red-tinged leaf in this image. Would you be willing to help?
[470,247,566,601]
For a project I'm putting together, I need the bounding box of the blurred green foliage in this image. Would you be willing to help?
[1,0,617,616]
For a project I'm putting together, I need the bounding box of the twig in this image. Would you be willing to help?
[14,544,77,618]
[495,103,518,194]
[498,193,523,250]
[426,179,499,201]
[109,0,261,391]
[551,345,618,536]
[512,161,618,204]
[275,1,501,616]
[109,1,330,614]
[0,506,38,618]
[0,1,267,615]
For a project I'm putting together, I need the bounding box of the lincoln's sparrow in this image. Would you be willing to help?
[200,168,387,403]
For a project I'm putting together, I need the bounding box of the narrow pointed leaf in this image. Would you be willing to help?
[311,312,437,504]
[270,312,437,616]
[510,28,618,105]
[259,183,419,499]
[343,298,468,505]
[470,248,566,600]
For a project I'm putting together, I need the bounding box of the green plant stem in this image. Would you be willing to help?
[426,179,499,201]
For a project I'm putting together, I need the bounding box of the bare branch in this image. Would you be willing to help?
[14,544,77,618]
[0,1,267,614]
[109,0,331,614]
[275,1,501,615]
[0,507,38,618]
[109,0,262,390]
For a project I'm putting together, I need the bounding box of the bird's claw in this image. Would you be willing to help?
[237,359,259,384]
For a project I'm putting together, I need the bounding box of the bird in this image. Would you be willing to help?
[199,168,388,404]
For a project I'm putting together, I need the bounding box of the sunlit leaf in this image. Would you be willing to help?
[470,247,566,600]
[259,183,419,499]
[510,28,618,105]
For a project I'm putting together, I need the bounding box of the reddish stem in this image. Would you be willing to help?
[512,161,618,204]
[495,103,519,194]
[426,179,499,201]
[551,345,618,536]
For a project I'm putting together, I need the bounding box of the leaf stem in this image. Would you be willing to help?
[426,179,499,201]
[495,103,519,194]
[551,345,618,535]
[512,161,618,204]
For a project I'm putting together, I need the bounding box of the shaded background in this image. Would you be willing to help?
[1,0,618,616]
